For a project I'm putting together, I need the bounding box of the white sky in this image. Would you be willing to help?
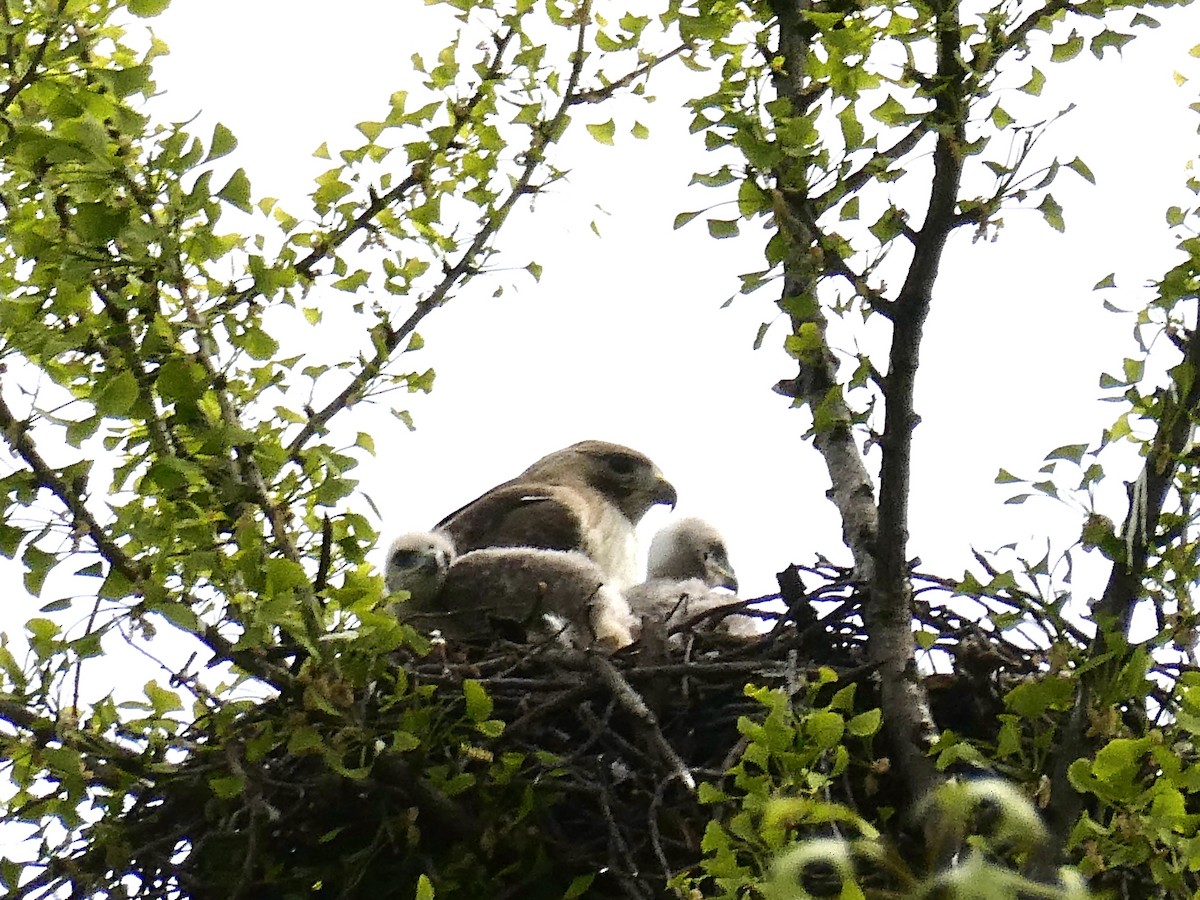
[144,1,1197,595]
[2,0,1199,701]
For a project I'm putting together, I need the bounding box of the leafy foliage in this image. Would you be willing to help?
[0,0,1198,897]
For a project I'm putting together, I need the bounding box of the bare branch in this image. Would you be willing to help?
[567,43,688,106]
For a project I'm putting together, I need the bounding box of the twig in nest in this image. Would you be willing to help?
[589,653,696,792]
[597,773,653,900]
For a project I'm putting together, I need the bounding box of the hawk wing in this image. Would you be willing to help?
[435,482,589,555]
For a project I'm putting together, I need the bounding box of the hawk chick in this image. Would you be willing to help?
[627,518,757,638]
[385,532,634,650]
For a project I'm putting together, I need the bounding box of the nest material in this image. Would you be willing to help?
[77,571,1044,900]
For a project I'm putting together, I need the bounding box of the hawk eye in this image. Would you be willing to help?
[606,454,638,475]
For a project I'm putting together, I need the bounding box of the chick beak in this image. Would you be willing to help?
[715,564,739,594]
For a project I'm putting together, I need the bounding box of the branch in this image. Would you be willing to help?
[0,393,295,690]
[0,695,145,788]
[566,43,688,106]
[1035,306,1200,875]
[767,0,882,584]
[589,653,695,792]
[866,0,969,807]
[285,15,592,459]
[0,0,66,112]
[811,122,927,213]
[219,30,520,314]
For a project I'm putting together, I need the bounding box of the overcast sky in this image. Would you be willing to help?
[4,0,1200,694]
[147,2,1198,594]
[0,0,1198,864]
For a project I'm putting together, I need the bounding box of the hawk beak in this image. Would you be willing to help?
[654,476,678,511]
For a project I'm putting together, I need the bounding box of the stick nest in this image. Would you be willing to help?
[78,568,1047,900]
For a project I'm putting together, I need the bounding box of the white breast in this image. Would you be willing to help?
[582,502,639,588]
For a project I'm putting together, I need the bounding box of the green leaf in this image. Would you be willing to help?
[217,168,252,212]
[1045,444,1087,464]
[673,210,703,230]
[463,679,493,723]
[96,371,139,416]
[74,203,128,242]
[847,708,881,737]
[806,711,845,749]
[357,120,386,142]
[563,874,594,899]
[1093,273,1116,290]
[631,121,649,140]
[737,180,767,217]
[1050,31,1084,62]
[586,120,616,145]
[242,327,279,360]
[416,874,435,900]
[1036,194,1065,232]
[209,774,244,799]
[206,123,238,162]
[128,0,171,16]
[1065,156,1095,184]
[1019,68,1045,95]
[23,547,56,596]
[869,95,910,126]
[1090,29,1134,59]
[707,219,739,239]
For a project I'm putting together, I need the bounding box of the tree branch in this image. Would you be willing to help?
[0,0,66,112]
[566,43,688,106]
[865,0,969,807]
[1035,302,1200,876]
[0,393,294,691]
[767,0,882,584]
[0,695,145,788]
[285,13,593,459]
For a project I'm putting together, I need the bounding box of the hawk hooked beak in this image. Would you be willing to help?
[653,473,678,512]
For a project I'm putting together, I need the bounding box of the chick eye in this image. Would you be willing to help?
[390,550,424,570]
[606,454,638,475]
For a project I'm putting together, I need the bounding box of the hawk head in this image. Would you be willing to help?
[523,440,677,524]
[385,531,455,604]
[646,517,738,592]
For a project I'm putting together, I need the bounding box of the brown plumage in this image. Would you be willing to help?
[434,440,677,588]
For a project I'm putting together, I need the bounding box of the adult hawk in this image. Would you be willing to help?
[434,440,677,588]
